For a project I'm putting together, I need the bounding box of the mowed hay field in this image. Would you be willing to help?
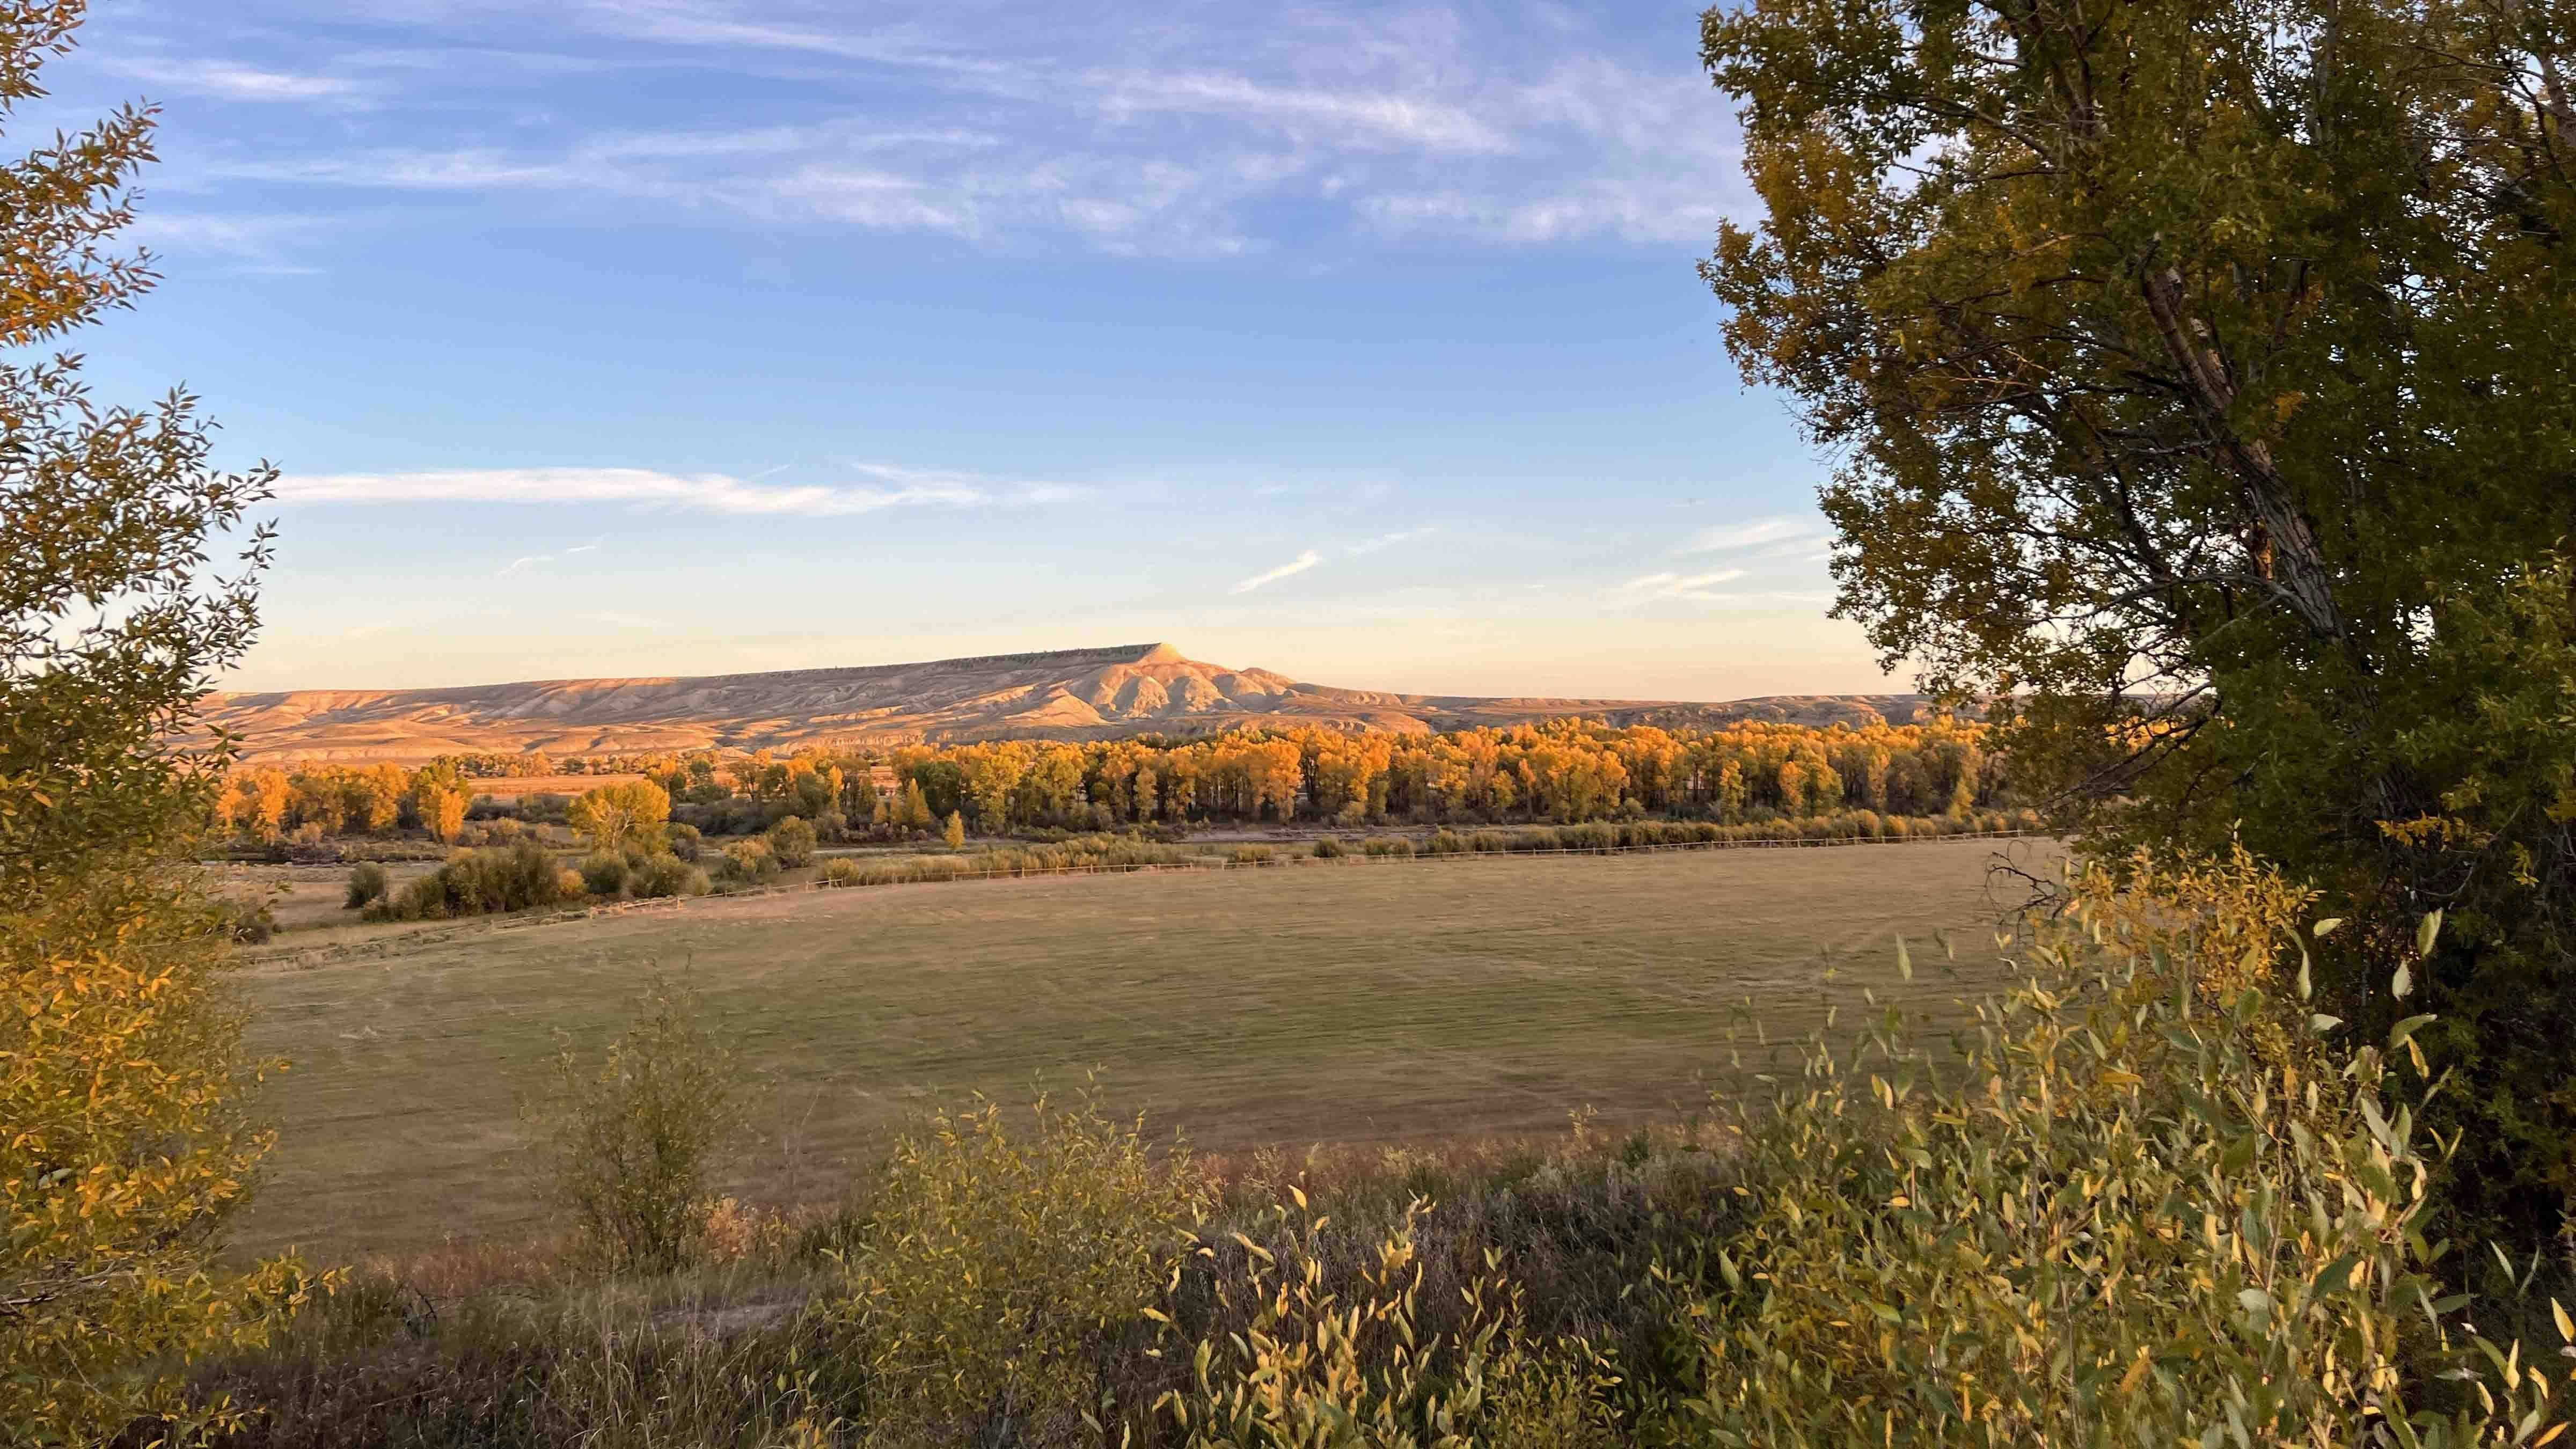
[234,838,2059,1258]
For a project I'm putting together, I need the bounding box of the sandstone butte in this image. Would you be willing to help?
[195,642,1935,765]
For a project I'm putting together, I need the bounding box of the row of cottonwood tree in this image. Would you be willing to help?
[634,716,2003,837]
[212,760,472,843]
[217,718,2008,846]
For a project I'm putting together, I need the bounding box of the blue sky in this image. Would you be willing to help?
[53,0,1891,699]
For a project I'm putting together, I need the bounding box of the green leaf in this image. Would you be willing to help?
[2308,1014,2344,1033]
[1894,934,1912,981]
[2392,964,2413,1000]
[2311,1254,2362,1296]
[2313,918,2344,938]
[2415,909,2443,958]
[2221,1133,2259,1176]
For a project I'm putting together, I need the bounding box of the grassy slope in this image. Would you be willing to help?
[234,838,2057,1258]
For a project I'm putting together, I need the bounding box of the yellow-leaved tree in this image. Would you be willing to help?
[1,3,319,1440]
[567,777,672,853]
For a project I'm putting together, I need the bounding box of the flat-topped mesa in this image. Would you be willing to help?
[194,640,1937,764]
[656,643,1175,687]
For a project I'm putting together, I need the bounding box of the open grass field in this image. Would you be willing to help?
[210,861,445,935]
[232,836,2060,1260]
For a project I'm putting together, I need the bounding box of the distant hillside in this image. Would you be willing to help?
[199,642,1934,764]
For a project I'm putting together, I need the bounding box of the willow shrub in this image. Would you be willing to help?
[367,839,570,920]
[825,1088,1212,1444]
[1153,1195,1626,1449]
[1665,853,2572,1447]
[532,978,748,1274]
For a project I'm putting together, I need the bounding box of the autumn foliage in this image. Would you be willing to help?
[1,5,317,1437]
[599,715,2007,843]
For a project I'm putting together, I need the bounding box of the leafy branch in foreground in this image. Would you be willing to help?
[1671,850,2571,1446]
[1,1,320,1440]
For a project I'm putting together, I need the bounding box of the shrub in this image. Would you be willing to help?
[517,792,571,825]
[630,855,709,901]
[819,858,863,886]
[716,838,778,886]
[532,977,746,1274]
[575,852,631,898]
[367,840,570,921]
[764,815,817,868]
[214,898,276,945]
[1668,855,2573,1445]
[828,1089,1211,1441]
[343,862,389,909]
[1230,844,1275,865]
[663,821,702,862]
[1558,822,1616,852]
[1157,1198,1622,1446]
[1313,836,1348,858]
[1362,835,1415,858]
[942,810,965,851]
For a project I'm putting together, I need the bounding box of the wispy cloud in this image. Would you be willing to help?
[1612,570,1838,607]
[499,554,554,575]
[274,465,1091,516]
[1095,72,1509,152]
[582,610,664,628]
[106,56,365,103]
[172,2,1753,261]
[1614,568,1747,603]
[343,619,396,639]
[1348,526,1432,555]
[125,212,339,273]
[1676,517,1819,554]
[1233,549,1324,594]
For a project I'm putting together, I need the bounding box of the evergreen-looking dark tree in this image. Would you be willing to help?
[1701,0,2576,1231]
[1,2,312,1437]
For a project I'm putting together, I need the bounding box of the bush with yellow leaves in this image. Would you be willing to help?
[1153,1192,1624,1448]
[1660,855,2572,1446]
[826,1086,1213,1443]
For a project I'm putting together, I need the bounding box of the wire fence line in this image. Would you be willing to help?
[238,827,2046,970]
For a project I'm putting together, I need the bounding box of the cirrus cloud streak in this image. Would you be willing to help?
[273,465,1091,515]
[1232,549,1324,594]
